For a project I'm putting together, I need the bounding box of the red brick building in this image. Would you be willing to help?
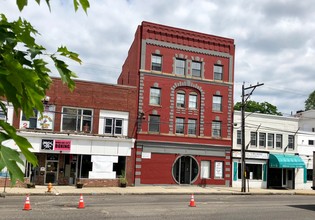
[1,78,137,187]
[118,21,235,186]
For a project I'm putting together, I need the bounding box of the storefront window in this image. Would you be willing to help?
[172,156,198,184]
[238,163,262,180]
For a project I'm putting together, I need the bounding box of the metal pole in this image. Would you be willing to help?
[241,83,246,192]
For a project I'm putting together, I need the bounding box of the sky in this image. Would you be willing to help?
[1,0,315,116]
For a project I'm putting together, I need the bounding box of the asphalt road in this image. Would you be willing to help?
[1,194,315,220]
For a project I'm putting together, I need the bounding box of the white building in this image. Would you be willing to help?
[232,111,305,189]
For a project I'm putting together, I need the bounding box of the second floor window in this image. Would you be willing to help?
[276,134,283,148]
[150,88,161,105]
[288,135,294,150]
[214,65,223,80]
[188,119,197,135]
[176,92,185,108]
[237,130,242,145]
[149,115,160,132]
[176,118,184,134]
[268,133,274,148]
[105,118,123,135]
[0,106,7,121]
[176,59,185,75]
[212,121,221,137]
[250,132,257,146]
[259,133,266,148]
[62,107,92,132]
[151,55,162,71]
[213,96,222,112]
[21,109,38,129]
[192,61,201,77]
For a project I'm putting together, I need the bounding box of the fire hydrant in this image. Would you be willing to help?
[47,182,52,193]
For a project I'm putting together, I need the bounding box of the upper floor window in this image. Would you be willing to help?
[175,118,184,134]
[0,106,6,121]
[189,93,197,109]
[259,133,266,148]
[192,61,201,77]
[276,134,283,149]
[309,140,314,145]
[288,135,294,150]
[150,88,161,105]
[105,118,123,135]
[176,91,185,108]
[62,107,92,132]
[237,130,242,145]
[20,105,55,130]
[176,59,185,75]
[151,55,162,71]
[212,95,222,112]
[188,119,197,135]
[212,121,221,138]
[214,65,223,80]
[250,132,257,147]
[21,109,38,129]
[268,133,274,148]
[149,115,160,133]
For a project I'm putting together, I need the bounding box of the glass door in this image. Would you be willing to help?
[45,154,59,184]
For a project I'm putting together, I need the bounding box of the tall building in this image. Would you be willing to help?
[118,21,235,186]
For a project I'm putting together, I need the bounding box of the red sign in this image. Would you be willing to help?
[54,140,71,151]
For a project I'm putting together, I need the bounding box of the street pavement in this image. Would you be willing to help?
[1,185,315,196]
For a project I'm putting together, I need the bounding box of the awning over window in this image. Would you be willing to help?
[269,153,305,168]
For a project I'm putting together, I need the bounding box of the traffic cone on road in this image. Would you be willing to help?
[23,194,32,211]
[78,194,85,209]
[189,194,196,207]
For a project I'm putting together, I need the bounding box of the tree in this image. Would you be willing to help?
[234,100,282,116]
[305,90,315,110]
[0,0,89,185]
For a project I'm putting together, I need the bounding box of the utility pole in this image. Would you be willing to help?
[241,82,264,192]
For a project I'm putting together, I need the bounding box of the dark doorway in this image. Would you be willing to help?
[172,156,198,184]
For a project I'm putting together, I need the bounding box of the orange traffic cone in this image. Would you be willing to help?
[23,194,32,211]
[189,194,196,207]
[78,194,85,209]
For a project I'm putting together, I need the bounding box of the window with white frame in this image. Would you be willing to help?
[309,140,314,145]
[104,118,123,135]
[150,88,161,105]
[212,95,222,112]
[151,54,162,71]
[149,115,160,132]
[0,106,6,121]
[214,161,224,179]
[192,61,201,77]
[268,133,274,148]
[214,65,223,80]
[237,130,242,145]
[276,134,282,149]
[212,121,221,137]
[175,118,184,134]
[250,132,257,147]
[62,107,92,132]
[176,91,185,108]
[99,110,129,136]
[188,93,197,109]
[200,161,211,179]
[259,133,266,148]
[188,119,197,135]
[175,59,185,75]
[288,135,294,149]
[238,163,262,180]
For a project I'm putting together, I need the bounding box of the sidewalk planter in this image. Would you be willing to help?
[26,183,35,188]
[76,183,84,188]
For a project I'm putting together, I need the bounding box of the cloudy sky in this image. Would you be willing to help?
[1,0,314,115]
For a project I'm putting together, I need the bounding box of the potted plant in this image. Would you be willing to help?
[76,182,84,188]
[119,171,128,187]
[26,182,35,188]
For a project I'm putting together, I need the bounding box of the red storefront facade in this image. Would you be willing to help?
[118,21,235,186]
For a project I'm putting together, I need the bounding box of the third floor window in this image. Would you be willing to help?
[192,61,201,77]
[151,54,162,71]
[212,95,222,112]
[176,92,185,108]
[150,88,161,105]
[214,65,223,80]
[188,94,197,109]
[176,59,185,75]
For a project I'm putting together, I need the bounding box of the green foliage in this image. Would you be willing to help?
[234,100,282,116]
[0,1,89,185]
[305,90,315,111]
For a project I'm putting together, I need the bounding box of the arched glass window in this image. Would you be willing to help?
[172,156,199,184]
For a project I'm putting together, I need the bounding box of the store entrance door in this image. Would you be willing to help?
[45,154,59,184]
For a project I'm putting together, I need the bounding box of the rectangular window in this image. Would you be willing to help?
[104,118,123,135]
[259,133,266,148]
[237,130,242,145]
[238,163,263,180]
[276,134,283,149]
[62,107,92,132]
[250,132,257,147]
[188,119,197,135]
[0,106,6,121]
[149,115,160,132]
[267,133,274,148]
[200,161,211,179]
[21,109,38,129]
[151,54,162,71]
[288,135,294,149]
[188,94,197,109]
[175,118,184,134]
[150,88,161,105]
[214,65,223,80]
[212,95,222,112]
[192,61,201,77]
[307,169,313,181]
[212,121,221,137]
[176,59,185,75]
[309,140,314,145]
[214,161,224,179]
[176,92,185,108]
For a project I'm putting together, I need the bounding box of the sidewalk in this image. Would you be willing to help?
[1,185,315,196]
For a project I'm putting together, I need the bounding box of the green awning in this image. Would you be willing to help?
[269,153,305,168]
